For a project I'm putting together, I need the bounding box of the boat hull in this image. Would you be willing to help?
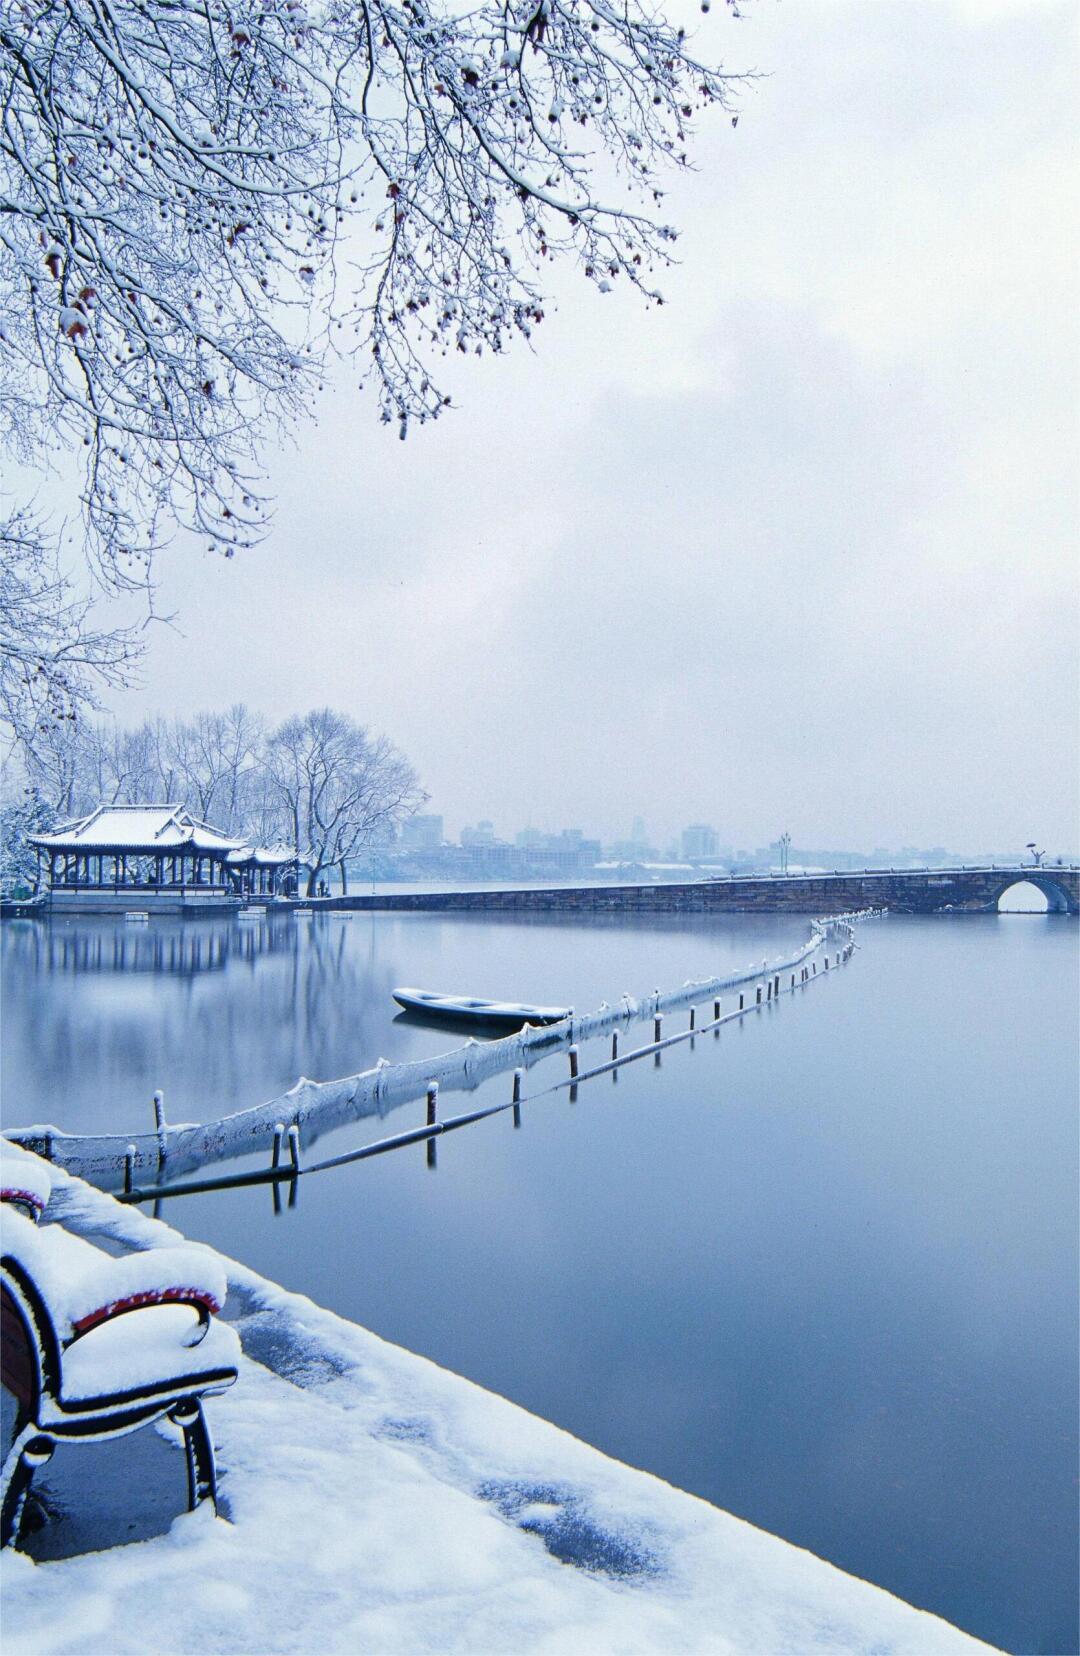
[391,988,570,1032]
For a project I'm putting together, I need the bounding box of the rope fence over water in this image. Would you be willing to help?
[5,912,878,1192]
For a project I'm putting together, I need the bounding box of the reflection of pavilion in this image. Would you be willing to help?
[30,805,298,914]
[27,914,297,976]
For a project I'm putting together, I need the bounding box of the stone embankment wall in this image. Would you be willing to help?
[322,868,1079,917]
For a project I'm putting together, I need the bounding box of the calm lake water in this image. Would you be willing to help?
[2,907,1077,1654]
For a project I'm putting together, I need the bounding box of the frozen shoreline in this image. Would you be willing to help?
[2,1165,995,1655]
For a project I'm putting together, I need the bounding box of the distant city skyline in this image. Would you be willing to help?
[387,808,1072,867]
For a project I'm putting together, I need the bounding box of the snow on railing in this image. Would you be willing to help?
[5,914,874,1186]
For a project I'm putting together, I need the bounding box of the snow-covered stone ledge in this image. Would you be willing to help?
[3,1167,994,1656]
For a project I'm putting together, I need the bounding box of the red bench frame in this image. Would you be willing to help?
[1,1249,238,1549]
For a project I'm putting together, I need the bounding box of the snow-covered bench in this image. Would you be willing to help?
[1,1146,240,1549]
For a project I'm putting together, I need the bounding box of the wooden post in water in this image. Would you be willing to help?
[611,1029,619,1062]
[152,1089,167,1168]
[654,1013,663,1044]
[426,1083,438,1169]
[271,1123,284,1215]
[286,1125,301,1208]
[123,1144,135,1197]
[713,999,721,1020]
[689,1006,696,1032]
[569,1045,579,1079]
[755,985,762,1005]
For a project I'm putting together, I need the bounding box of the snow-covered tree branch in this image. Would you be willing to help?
[266,708,425,894]
[1,0,744,587]
[0,508,140,749]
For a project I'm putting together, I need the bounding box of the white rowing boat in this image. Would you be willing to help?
[392,987,571,1030]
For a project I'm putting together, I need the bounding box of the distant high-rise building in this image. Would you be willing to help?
[400,814,443,851]
[681,824,719,860]
[460,820,497,848]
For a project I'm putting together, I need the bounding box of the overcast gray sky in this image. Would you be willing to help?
[115,0,1078,852]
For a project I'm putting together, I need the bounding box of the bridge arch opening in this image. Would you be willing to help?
[993,874,1073,914]
[996,880,1049,913]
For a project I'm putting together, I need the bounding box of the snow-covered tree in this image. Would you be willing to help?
[265,708,424,894]
[0,782,54,894]
[0,510,139,750]
[159,705,266,832]
[1,0,743,588]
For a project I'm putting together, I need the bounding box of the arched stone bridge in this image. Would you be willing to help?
[328,866,1079,917]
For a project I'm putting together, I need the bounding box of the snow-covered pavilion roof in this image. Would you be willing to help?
[29,805,246,854]
[225,844,298,867]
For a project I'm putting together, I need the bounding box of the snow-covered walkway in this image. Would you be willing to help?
[2,1167,995,1655]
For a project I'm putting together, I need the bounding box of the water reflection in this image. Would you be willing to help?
[2,909,796,1139]
[3,909,1076,1655]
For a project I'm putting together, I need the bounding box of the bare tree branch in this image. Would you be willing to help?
[2,0,745,588]
[0,505,140,751]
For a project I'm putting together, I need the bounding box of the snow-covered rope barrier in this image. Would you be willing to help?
[4,912,876,1186]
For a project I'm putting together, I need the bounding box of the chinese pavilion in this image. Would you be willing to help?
[29,805,299,913]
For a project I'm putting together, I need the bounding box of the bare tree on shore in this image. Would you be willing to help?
[266,709,425,895]
[163,706,267,834]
